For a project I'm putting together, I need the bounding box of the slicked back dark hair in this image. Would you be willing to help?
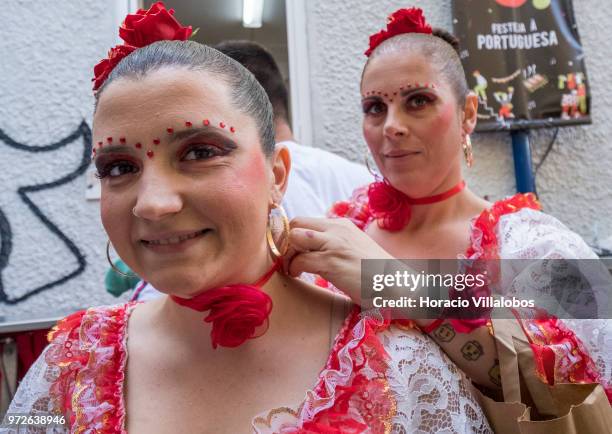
[363,29,469,107]
[95,40,275,156]
[214,40,290,124]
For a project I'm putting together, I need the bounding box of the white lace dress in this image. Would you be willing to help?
[3,303,491,433]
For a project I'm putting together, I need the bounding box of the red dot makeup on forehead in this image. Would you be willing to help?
[119,137,126,144]
[203,119,210,126]
[107,137,113,143]
[146,150,154,158]
[185,121,192,127]
[98,141,103,147]
[219,122,226,129]
[135,142,142,149]
[153,139,160,145]
[230,126,235,133]
[167,127,174,134]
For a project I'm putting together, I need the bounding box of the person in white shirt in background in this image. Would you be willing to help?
[131,40,372,301]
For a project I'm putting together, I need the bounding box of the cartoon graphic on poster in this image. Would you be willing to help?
[493,87,515,119]
[473,70,489,101]
[453,0,590,131]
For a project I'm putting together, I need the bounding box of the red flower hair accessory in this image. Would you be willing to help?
[92,1,193,91]
[365,7,432,57]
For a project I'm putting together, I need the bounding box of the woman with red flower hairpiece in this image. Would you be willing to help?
[286,6,612,430]
[4,3,494,433]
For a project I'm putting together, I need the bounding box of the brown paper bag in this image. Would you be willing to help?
[470,317,612,434]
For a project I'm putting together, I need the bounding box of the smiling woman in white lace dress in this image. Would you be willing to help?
[285,6,612,429]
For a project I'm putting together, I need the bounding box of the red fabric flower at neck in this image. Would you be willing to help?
[365,7,433,56]
[170,262,279,349]
[92,1,192,91]
[367,179,466,231]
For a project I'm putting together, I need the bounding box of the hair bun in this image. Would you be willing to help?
[432,28,461,53]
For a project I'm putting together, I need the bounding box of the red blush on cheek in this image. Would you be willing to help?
[425,101,456,138]
[241,149,268,182]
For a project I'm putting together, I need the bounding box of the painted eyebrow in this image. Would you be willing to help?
[95,145,134,156]
[170,126,230,142]
[399,87,436,97]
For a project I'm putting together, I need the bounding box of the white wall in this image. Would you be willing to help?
[0,1,126,318]
[304,0,612,246]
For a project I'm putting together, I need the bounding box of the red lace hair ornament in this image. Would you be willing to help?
[92,1,192,91]
[365,7,433,57]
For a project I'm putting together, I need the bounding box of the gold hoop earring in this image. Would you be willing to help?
[463,135,474,168]
[266,203,290,259]
[363,150,378,177]
[106,240,137,277]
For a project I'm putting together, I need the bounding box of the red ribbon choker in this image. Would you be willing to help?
[367,180,466,231]
[170,261,280,349]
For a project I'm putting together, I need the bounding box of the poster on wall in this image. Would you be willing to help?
[452,0,590,132]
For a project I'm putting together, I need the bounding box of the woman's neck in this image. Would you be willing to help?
[403,187,489,232]
[150,260,328,347]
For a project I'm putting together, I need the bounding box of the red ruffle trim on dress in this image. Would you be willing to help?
[465,192,541,260]
[289,308,397,433]
[46,303,138,433]
[446,192,542,332]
